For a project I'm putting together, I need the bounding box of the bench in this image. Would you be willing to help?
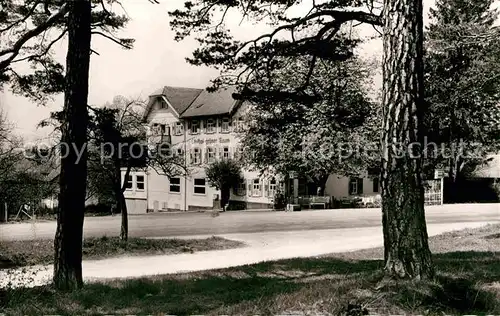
[308,196,330,209]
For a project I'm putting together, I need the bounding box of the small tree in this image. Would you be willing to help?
[89,102,148,241]
[88,96,186,240]
[205,159,243,212]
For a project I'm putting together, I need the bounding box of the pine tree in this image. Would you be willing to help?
[170,0,435,279]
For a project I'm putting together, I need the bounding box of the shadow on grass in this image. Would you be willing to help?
[0,236,244,269]
[435,251,500,282]
[1,252,499,315]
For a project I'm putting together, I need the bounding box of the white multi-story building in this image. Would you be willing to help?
[123,86,282,213]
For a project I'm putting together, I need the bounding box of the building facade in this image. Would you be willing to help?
[123,85,443,214]
[123,86,280,213]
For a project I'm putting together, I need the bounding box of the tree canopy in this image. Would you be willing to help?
[424,0,500,180]
[169,0,382,100]
[205,158,243,211]
[239,52,379,190]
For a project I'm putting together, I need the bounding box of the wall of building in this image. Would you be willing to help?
[325,174,380,199]
[229,170,275,208]
[125,199,148,215]
[122,170,147,213]
[142,166,275,212]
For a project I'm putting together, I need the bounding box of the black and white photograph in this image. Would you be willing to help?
[0,0,499,314]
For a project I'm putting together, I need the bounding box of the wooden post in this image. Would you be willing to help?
[440,177,444,205]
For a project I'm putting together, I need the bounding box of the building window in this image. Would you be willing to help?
[174,122,184,135]
[373,177,379,193]
[194,178,206,195]
[206,119,216,133]
[124,175,133,190]
[252,179,262,197]
[234,179,246,196]
[152,123,161,136]
[136,175,145,190]
[190,120,200,134]
[268,178,277,197]
[222,146,230,159]
[221,117,230,133]
[349,177,363,195]
[192,148,201,164]
[176,148,183,156]
[207,147,216,163]
[170,177,181,193]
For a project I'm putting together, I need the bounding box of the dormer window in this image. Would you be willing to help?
[159,98,167,109]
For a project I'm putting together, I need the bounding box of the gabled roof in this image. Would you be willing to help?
[180,87,239,118]
[143,85,241,120]
[143,86,203,121]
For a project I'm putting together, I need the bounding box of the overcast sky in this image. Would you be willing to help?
[0,0,436,142]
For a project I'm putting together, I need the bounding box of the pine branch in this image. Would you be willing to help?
[0,3,69,71]
[91,31,134,49]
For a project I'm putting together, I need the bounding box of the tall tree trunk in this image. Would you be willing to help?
[118,164,131,241]
[119,193,128,240]
[221,187,230,212]
[53,0,91,291]
[444,142,465,203]
[315,174,329,196]
[380,0,434,280]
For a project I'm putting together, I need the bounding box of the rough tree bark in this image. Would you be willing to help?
[380,0,434,279]
[53,0,91,290]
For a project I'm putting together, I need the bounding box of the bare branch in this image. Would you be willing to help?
[91,31,133,49]
[233,10,381,57]
[214,5,231,32]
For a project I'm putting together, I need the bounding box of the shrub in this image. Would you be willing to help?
[85,203,112,216]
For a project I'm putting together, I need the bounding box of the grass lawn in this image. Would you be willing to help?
[1,224,499,315]
[0,236,245,268]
